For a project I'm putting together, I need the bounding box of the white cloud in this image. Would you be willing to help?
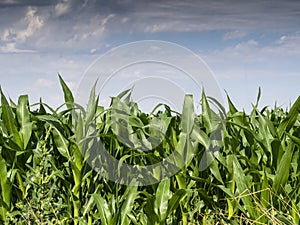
[235,39,258,50]
[71,14,115,42]
[0,42,35,53]
[223,30,247,40]
[33,78,55,88]
[271,34,300,56]
[0,6,44,53]
[205,34,300,69]
[121,17,129,24]
[16,7,44,42]
[54,1,71,16]
[1,29,12,41]
[95,13,115,35]
[205,39,262,65]
[144,23,175,33]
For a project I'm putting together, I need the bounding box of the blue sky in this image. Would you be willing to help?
[0,0,299,112]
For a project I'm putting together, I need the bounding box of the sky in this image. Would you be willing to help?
[0,0,299,113]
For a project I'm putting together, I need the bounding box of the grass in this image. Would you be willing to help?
[0,75,299,224]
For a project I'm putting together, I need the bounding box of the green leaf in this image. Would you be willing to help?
[82,195,95,217]
[53,128,70,158]
[59,74,74,110]
[226,199,234,220]
[226,92,238,114]
[209,156,224,184]
[232,156,255,217]
[191,124,209,149]
[117,88,131,100]
[287,133,300,148]
[38,116,70,158]
[0,88,22,148]
[118,185,138,225]
[278,96,300,138]
[92,194,112,225]
[255,87,261,106]
[175,173,187,190]
[0,153,11,221]
[260,168,270,208]
[144,196,159,224]
[16,95,32,149]
[154,179,172,222]
[273,141,294,194]
[201,90,212,132]
[85,81,99,129]
[166,189,186,216]
[181,94,194,135]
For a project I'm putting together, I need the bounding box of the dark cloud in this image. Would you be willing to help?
[0,0,57,7]
[0,0,299,54]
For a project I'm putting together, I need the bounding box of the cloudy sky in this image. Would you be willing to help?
[0,0,299,112]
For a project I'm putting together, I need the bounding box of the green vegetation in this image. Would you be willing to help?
[0,75,299,224]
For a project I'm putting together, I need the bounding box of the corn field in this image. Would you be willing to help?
[0,75,300,224]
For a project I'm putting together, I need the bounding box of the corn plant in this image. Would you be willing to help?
[0,76,299,224]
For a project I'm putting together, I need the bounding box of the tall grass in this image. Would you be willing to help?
[0,76,299,224]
